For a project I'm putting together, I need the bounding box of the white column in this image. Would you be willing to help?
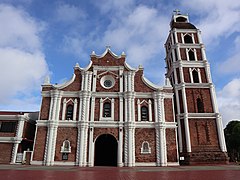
[137,99,141,121]
[119,97,123,122]
[45,121,56,166]
[197,30,203,44]
[90,97,95,122]
[204,61,212,83]
[201,44,207,60]
[11,143,19,164]
[99,98,103,119]
[177,117,183,152]
[119,69,124,92]
[11,115,25,164]
[88,127,94,166]
[127,125,134,167]
[78,126,85,166]
[182,86,191,152]
[159,127,167,166]
[73,99,77,120]
[148,100,153,122]
[111,98,115,119]
[216,114,227,152]
[184,114,191,152]
[118,128,123,167]
[191,33,195,44]
[156,128,160,166]
[62,98,67,120]
[92,70,97,92]
[210,84,219,113]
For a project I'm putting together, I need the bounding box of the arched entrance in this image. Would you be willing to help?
[94,134,117,166]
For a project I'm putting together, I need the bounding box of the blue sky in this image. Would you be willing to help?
[0,0,239,126]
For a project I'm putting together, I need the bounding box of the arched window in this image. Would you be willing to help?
[184,34,193,43]
[176,17,187,22]
[141,141,151,154]
[192,70,199,83]
[61,140,71,153]
[188,50,195,61]
[66,105,73,120]
[197,98,204,113]
[103,102,111,117]
[141,106,148,121]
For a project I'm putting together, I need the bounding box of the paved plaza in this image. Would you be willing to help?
[0,164,240,180]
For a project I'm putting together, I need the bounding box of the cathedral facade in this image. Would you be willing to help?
[30,13,228,167]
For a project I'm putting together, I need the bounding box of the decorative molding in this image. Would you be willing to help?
[135,162,157,166]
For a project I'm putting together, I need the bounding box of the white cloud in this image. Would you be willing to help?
[55,2,86,23]
[94,0,134,15]
[0,4,45,52]
[218,36,240,74]
[102,5,169,66]
[0,4,48,110]
[180,0,240,46]
[217,78,240,127]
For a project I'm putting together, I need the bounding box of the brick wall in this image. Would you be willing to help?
[177,33,182,43]
[196,49,202,60]
[40,97,51,120]
[189,119,220,152]
[33,127,47,161]
[200,68,207,83]
[135,128,156,162]
[166,128,178,162]
[183,67,190,83]
[193,33,199,44]
[186,88,213,113]
[55,127,77,162]
[134,70,154,92]
[0,143,13,164]
[62,69,82,91]
[91,52,125,66]
[180,48,186,60]
[164,99,174,122]
[94,128,118,141]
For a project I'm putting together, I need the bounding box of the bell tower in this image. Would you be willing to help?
[165,11,228,164]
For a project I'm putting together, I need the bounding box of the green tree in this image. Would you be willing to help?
[224,120,240,162]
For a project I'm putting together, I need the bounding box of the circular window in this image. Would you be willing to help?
[104,80,112,87]
[100,75,115,89]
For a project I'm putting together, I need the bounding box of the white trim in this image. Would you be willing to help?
[167,162,179,166]
[124,62,136,71]
[53,74,76,89]
[22,151,32,164]
[135,162,157,166]
[60,140,71,153]
[0,137,22,143]
[30,161,44,165]
[91,47,123,59]
[99,98,115,121]
[140,141,151,154]
[142,76,162,90]
[51,161,76,166]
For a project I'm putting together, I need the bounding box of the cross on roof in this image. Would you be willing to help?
[173,9,181,15]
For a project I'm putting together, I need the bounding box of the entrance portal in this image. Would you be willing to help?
[94,134,117,166]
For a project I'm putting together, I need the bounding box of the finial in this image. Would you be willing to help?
[138,64,144,70]
[165,78,171,87]
[121,51,126,57]
[173,9,181,15]
[44,75,50,85]
[106,45,111,49]
[91,51,96,55]
[75,63,80,68]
